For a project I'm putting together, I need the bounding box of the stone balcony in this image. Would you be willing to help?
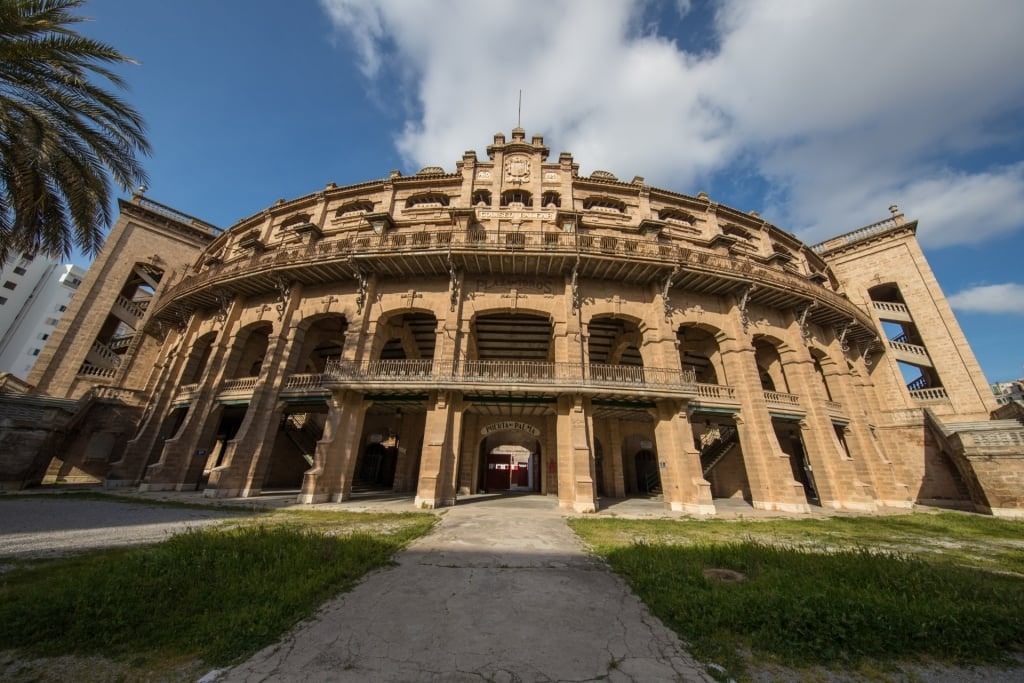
[148,228,878,344]
[169,361,753,409]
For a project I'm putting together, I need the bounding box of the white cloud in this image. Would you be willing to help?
[949,284,1024,315]
[319,0,1024,246]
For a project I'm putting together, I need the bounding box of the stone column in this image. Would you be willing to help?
[556,394,596,512]
[141,301,245,491]
[652,400,715,514]
[779,344,875,511]
[299,389,371,503]
[415,390,464,508]
[607,418,626,497]
[457,411,479,495]
[720,337,809,512]
[824,354,912,508]
[206,284,304,497]
[109,322,196,485]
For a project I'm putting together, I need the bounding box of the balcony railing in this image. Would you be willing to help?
[910,387,949,402]
[153,227,876,335]
[695,383,738,401]
[889,340,930,358]
[764,390,802,409]
[220,377,258,393]
[872,301,910,317]
[320,358,699,395]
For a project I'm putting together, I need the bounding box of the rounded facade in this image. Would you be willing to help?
[134,128,907,513]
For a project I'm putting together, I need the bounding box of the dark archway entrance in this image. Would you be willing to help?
[634,449,661,495]
[477,429,542,494]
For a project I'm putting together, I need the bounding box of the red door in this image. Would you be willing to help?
[485,453,512,490]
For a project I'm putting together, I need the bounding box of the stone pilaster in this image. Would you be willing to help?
[415,391,464,508]
[720,337,809,512]
[206,284,304,497]
[299,390,370,503]
[556,394,596,512]
[652,400,715,514]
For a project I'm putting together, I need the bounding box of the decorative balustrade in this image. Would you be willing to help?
[108,334,134,351]
[763,390,802,407]
[695,383,738,400]
[824,400,844,413]
[153,227,875,333]
[284,373,326,390]
[90,341,121,367]
[320,358,698,394]
[906,375,929,391]
[872,301,910,316]
[811,215,902,254]
[909,387,949,401]
[889,340,929,357]
[114,294,146,319]
[219,377,259,392]
[77,363,116,378]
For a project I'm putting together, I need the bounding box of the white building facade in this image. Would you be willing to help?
[0,254,84,379]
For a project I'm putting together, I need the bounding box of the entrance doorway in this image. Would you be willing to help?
[482,445,537,492]
[634,449,662,495]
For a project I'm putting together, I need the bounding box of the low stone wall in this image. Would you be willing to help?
[0,393,77,489]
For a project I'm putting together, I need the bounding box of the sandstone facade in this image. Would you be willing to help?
[11,129,1023,516]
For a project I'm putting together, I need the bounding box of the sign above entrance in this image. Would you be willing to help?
[476,209,555,221]
[481,421,541,437]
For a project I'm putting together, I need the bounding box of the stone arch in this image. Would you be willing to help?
[226,322,273,378]
[587,315,643,367]
[677,323,727,385]
[372,310,439,361]
[290,313,349,373]
[752,334,790,393]
[181,331,217,385]
[476,421,543,494]
[470,310,554,362]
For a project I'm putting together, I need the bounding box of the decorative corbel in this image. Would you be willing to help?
[448,259,460,312]
[860,338,877,367]
[661,263,680,319]
[273,277,292,320]
[174,308,192,333]
[213,289,234,322]
[735,284,754,331]
[570,256,581,314]
[795,301,814,342]
[834,320,852,353]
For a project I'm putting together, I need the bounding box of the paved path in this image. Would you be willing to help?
[220,494,713,682]
[0,495,246,560]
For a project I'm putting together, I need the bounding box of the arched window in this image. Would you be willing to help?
[541,191,561,208]
[334,200,374,218]
[583,196,626,214]
[406,192,449,209]
[472,190,492,206]
[500,190,533,207]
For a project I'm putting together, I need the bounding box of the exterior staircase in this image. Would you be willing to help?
[700,424,739,477]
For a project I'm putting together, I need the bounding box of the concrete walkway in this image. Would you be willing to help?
[219,494,714,682]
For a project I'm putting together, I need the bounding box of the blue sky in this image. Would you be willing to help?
[75,0,1024,382]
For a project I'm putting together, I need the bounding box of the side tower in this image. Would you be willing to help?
[22,195,219,483]
[815,208,1024,517]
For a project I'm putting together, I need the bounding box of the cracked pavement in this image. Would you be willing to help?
[218,495,714,682]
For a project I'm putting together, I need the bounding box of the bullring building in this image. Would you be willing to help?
[10,128,1024,517]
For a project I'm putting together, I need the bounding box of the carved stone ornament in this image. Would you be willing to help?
[504,155,531,184]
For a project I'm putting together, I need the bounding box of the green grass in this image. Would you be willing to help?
[571,513,1024,681]
[0,510,435,673]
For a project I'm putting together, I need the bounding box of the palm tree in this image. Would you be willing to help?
[0,0,149,261]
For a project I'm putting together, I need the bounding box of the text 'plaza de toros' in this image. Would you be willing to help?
[6,128,1024,517]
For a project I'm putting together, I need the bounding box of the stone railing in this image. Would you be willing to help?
[152,228,876,334]
[91,341,121,367]
[284,373,326,390]
[824,400,844,413]
[695,383,738,401]
[889,340,929,357]
[135,196,221,233]
[219,377,258,393]
[910,387,948,401]
[811,215,903,254]
[173,382,200,403]
[77,363,116,378]
[872,301,910,317]
[321,358,698,395]
[764,390,802,408]
[114,294,147,320]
